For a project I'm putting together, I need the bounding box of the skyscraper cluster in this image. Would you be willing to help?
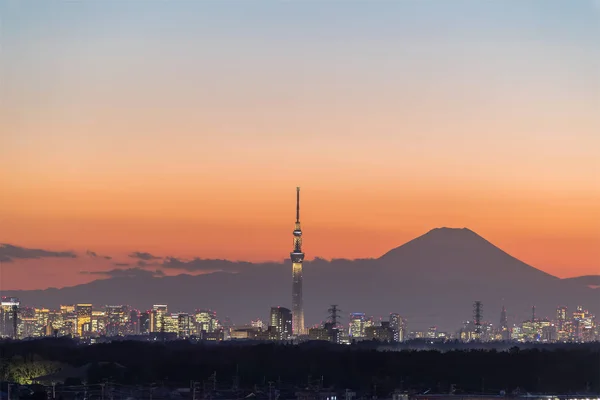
[0,298,224,341]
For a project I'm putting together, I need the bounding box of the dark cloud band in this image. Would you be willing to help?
[0,243,77,263]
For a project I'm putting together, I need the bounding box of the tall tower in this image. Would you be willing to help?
[291,187,305,335]
[499,305,509,340]
[473,301,483,337]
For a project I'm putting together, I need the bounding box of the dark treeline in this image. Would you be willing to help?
[1,338,599,395]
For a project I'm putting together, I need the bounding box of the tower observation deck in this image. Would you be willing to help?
[291,187,305,335]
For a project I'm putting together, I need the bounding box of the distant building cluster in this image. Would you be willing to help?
[2,296,597,344]
[455,303,599,343]
[0,298,225,342]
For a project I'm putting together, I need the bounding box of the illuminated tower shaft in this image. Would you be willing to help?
[291,187,305,335]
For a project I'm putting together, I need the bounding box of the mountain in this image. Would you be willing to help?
[562,275,600,288]
[2,228,598,331]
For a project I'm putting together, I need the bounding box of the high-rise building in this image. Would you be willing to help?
[150,305,168,333]
[33,308,50,337]
[91,310,106,335]
[427,326,438,339]
[389,313,405,342]
[76,304,93,337]
[270,306,292,340]
[139,311,151,334]
[164,313,179,334]
[177,313,194,338]
[60,305,77,336]
[129,310,140,335]
[195,310,218,334]
[0,297,20,339]
[106,305,126,336]
[349,313,366,340]
[556,306,567,323]
[290,187,305,335]
[365,322,394,342]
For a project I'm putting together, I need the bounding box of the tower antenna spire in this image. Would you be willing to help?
[291,187,305,335]
[296,187,300,223]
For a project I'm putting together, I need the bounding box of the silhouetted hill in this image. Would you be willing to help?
[2,228,598,331]
[562,275,600,288]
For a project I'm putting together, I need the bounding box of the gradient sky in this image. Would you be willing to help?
[1,0,599,290]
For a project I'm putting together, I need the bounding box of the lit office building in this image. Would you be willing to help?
[308,327,331,341]
[427,326,438,339]
[0,297,20,339]
[349,313,366,339]
[150,305,168,333]
[106,305,127,336]
[270,306,292,340]
[556,306,567,326]
[34,308,50,337]
[365,321,394,341]
[572,306,596,342]
[91,310,106,335]
[47,310,62,336]
[59,305,77,337]
[165,313,179,333]
[177,313,194,338]
[18,308,35,338]
[389,313,407,342]
[510,325,523,341]
[76,304,93,337]
[195,310,218,334]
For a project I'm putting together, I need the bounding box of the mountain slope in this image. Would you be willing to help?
[2,228,597,331]
[562,275,600,288]
[379,227,559,284]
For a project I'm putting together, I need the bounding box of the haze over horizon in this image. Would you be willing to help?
[1,1,599,290]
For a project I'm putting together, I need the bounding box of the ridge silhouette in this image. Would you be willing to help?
[2,228,598,331]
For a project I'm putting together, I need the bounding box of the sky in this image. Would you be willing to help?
[1,0,599,290]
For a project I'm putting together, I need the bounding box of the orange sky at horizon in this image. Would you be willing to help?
[1,178,599,290]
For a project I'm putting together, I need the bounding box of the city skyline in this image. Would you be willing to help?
[2,294,597,344]
[1,0,599,291]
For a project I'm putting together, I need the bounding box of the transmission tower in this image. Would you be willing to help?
[327,305,342,328]
[473,301,483,335]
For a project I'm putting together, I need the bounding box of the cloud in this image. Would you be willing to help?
[161,257,254,272]
[0,243,77,263]
[87,250,113,260]
[86,250,98,258]
[113,262,130,267]
[128,251,162,261]
[81,267,164,279]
